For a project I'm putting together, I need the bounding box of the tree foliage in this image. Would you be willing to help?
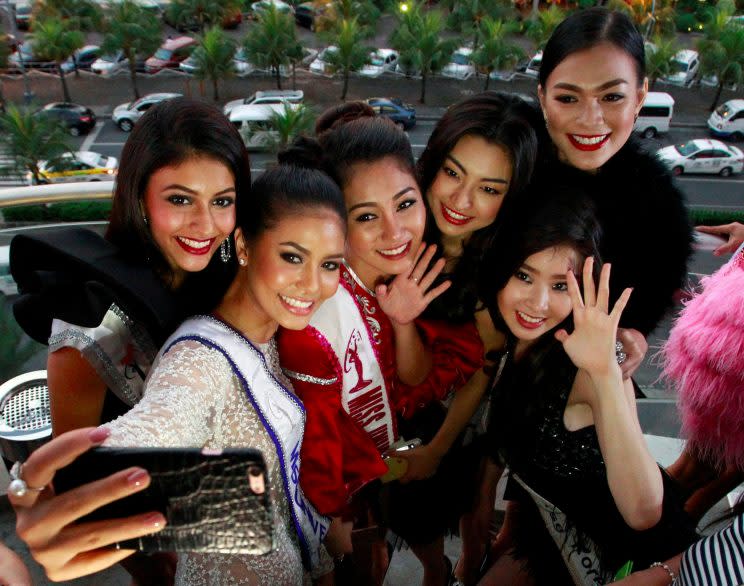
[525,5,565,51]
[101,0,162,100]
[322,17,371,99]
[317,0,380,37]
[166,0,239,34]
[34,0,104,31]
[607,0,675,37]
[446,0,515,51]
[0,105,72,185]
[697,25,744,110]
[390,3,456,103]
[269,103,315,150]
[192,27,236,101]
[471,18,522,90]
[243,4,301,89]
[27,18,84,102]
[645,35,680,89]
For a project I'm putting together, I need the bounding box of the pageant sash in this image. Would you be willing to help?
[306,280,396,452]
[163,316,330,570]
[512,473,612,586]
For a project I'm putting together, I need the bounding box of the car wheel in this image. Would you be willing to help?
[118,119,134,132]
[69,126,81,137]
[672,166,684,176]
[719,166,732,177]
[642,127,656,139]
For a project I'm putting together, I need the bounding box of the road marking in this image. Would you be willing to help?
[687,204,744,210]
[81,121,105,152]
[90,142,128,147]
[679,176,744,184]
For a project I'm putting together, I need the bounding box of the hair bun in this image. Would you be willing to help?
[278,136,325,169]
[315,102,375,137]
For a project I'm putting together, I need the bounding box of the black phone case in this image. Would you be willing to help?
[54,447,274,555]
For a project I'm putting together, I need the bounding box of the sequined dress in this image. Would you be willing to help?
[103,318,331,585]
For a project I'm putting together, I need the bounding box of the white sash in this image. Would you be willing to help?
[163,316,330,570]
[306,281,397,452]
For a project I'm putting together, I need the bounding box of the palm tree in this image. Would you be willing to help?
[317,0,380,37]
[269,103,315,150]
[607,0,674,38]
[0,105,72,185]
[243,4,299,90]
[390,3,456,103]
[322,17,370,100]
[166,0,239,34]
[27,18,84,102]
[101,0,162,100]
[472,18,523,90]
[287,42,308,90]
[446,0,514,51]
[525,5,565,51]
[645,36,679,89]
[697,26,744,110]
[192,27,236,101]
[701,0,736,40]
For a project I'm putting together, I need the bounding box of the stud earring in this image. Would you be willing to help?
[238,258,247,266]
[220,239,231,263]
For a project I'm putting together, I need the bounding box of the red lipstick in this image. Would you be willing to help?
[440,203,473,226]
[515,311,545,330]
[175,237,215,255]
[567,134,610,152]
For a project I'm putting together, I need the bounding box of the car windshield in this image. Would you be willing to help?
[154,49,173,60]
[451,53,470,65]
[674,142,699,156]
[89,154,107,167]
[715,103,733,118]
[101,54,119,63]
[671,60,689,74]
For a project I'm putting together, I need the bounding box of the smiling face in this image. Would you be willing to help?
[426,134,512,245]
[538,43,647,171]
[236,210,345,337]
[497,245,582,346]
[144,156,236,286]
[344,157,426,289]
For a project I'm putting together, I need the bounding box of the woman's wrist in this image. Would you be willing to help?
[650,561,676,585]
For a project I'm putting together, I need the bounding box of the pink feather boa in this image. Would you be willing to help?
[663,250,744,471]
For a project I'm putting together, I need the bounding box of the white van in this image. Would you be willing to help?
[228,104,285,150]
[708,99,744,142]
[634,92,674,138]
[663,49,699,87]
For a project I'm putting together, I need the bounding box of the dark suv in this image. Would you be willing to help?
[36,102,96,136]
[365,97,416,130]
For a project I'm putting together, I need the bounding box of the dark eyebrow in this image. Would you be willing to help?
[162,184,236,197]
[447,154,508,185]
[347,186,416,213]
[553,78,629,93]
[280,242,345,261]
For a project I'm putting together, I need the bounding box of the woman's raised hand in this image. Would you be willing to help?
[554,257,632,379]
[377,243,451,325]
[9,427,166,582]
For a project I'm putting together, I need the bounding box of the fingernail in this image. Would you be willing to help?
[88,427,111,443]
[127,468,149,488]
[143,512,166,529]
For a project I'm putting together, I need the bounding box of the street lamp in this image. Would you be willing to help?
[399,2,409,12]
[0,0,35,104]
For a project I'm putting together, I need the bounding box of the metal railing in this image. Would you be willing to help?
[0,181,115,209]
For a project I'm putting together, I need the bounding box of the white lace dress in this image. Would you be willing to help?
[103,337,325,585]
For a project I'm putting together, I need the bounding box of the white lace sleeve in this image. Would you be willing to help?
[103,340,231,447]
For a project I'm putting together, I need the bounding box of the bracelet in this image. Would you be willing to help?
[650,561,676,584]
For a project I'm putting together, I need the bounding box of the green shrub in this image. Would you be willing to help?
[688,208,744,226]
[675,12,698,32]
[3,201,112,223]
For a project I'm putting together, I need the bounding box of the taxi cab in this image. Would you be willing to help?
[29,151,118,185]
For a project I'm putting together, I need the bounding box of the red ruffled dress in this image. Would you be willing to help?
[277,265,483,516]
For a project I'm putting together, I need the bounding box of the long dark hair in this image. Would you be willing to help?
[106,98,250,293]
[418,91,543,321]
[539,7,646,88]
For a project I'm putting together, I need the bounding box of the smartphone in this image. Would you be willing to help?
[54,447,274,555]
[388,437,422,453]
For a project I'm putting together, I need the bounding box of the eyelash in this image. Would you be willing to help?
[165,195,235,207]
[354,199,417,223]
[514,271,568,291]
[281,254,340,272]
[554,93,625,104]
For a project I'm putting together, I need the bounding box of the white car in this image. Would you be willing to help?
[309,46,338,75]
[656,139,744,177]
[524,51,542,78]
[113,92,182,132]
[360,49,399,78]
[90,51,128,76]
[441,47,474,80]
[30,151,118,185]
[251,0,293,16]
[223,89,304,116]
[662,49,699,87]
[233,48,257,77]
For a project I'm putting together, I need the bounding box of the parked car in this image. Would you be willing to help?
[662,49,699,87]
[145,36,195,73]
[309,45,338,75]
[90,50,128,76]
[35,102,96,136]
[233,47,257,76]
[179,54,199,74]
[524,51,542,78]
[656,139,744,177]
[359,49,399,78]
[394,60,420,78]
[60,45,100,74]
[223,89,304,116]
[442,47,474,80]
[163,5,241,30]
[8,43,55,71]
[29,151,118,185]
[113,92,182,131]
[365,97,416,129]
[228,104,286,150]
[251,0,294,17]
[708,99,744,141]
[13,0,33,30]
[294,2,328,30]
[634,92,674,138]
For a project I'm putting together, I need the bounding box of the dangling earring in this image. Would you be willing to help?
[143,216,149,225]
[220,238,231,263]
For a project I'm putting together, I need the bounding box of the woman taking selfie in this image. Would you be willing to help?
[8,159,348,585]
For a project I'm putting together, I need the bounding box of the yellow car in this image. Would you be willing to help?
[29,151,118,185]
